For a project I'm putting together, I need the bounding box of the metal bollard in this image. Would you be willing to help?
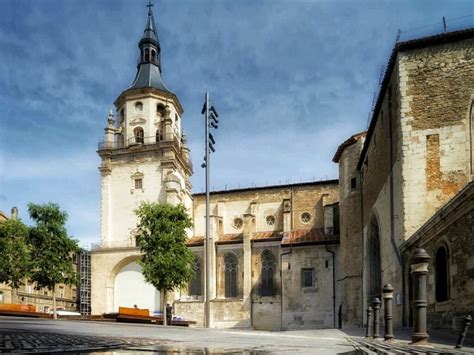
[383,284,395,341]
[372,297,381,339]
[455,315,472,349]
[366,306,373,338]
[409,248,431,345]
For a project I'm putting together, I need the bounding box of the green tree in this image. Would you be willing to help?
[135,202,194,325]
[27,202,79,319]
[0,219,30,303]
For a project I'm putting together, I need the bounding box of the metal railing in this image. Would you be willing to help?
[98,133,181,150]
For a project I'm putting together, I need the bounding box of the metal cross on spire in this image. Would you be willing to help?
[147,0,153,15]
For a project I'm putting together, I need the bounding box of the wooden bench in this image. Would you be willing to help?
[103,306,196,326]
[0,303,51,318]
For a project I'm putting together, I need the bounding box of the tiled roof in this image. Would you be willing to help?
[281,228,339,246]
[216,233,243,244]
[186,235,204,246]
[332,132,367,163]
[251,231,283,242]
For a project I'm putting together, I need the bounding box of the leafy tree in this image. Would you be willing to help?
[0,219,30,303]
[135,202,194,325]
[27,202,79,319]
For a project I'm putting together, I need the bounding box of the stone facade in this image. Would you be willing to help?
[335,29,474,330]
[175,181,341,330]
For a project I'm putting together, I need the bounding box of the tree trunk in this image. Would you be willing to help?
[162,289,167,326]
[52,287,57,320]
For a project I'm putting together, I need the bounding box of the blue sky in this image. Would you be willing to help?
[1,0,473,247]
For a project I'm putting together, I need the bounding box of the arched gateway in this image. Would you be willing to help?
[91,3,192,316]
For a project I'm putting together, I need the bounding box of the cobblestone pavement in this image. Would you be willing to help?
[0,329,161,353]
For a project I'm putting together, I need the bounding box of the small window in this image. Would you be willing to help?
[0,291,3,303]
[44,306,49,313]
[233,218,243,229]
[301,212,312,224]
[302,268,315,288]
[157,104,165,117]
[151,49,156,61]
[135,102,143,111]
[266,215,275,226]
[135,178,143,190]
[350,177,357,190]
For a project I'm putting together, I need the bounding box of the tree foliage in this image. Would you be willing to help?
[27,203,79,291]
[135,202,195,293]
[0,219,30,298]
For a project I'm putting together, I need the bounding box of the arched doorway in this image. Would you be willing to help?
[368,216,382,301]
[114,261,160,313]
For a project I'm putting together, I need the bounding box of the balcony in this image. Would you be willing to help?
[91,239,138,251]
[98,133,181,151]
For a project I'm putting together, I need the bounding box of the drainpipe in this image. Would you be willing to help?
[359,169,365,328]
[280,245,292,330]
[388,87,405,325]
[326,243,336,328]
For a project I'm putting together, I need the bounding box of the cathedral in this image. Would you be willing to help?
[91,3,474,334]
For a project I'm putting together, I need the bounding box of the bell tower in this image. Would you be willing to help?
[97,1,193,249]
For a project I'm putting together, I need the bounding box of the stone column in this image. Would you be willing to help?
[372,297,381,339]
[99,166,111,247]
[283,199,291,232]
[409,248,431,345]
[104,110,116,148]
[242,204,256,327]
[383,284,394,341]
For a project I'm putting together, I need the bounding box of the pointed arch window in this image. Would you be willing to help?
[188,257,202,297]
[134,127,144,144]
[224,253,238,298]
[260,250,276,296]
[435,244,449,302]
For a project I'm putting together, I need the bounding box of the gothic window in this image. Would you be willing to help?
[188,257,202,297]
[301,212,312,224]
[266,215,275,226]
[233,218,243,229]
[134,127,144,144]
[224,253,238,298]
[435,244,449,302]
[260,250,276,296]
[368,216,382,301]
[135,101,143,111]
[302,268,315,288]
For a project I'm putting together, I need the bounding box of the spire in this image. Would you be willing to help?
[129,0,172,94]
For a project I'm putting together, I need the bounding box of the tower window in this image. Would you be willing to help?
[151,49,156,62]
[157,104,165,117]
[350,177,357,190]
[145,48,149,61]
[135,102,143,111]
[134,178,143,189]
[134,127,144,144]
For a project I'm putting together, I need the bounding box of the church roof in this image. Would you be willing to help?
[129,63,170,92]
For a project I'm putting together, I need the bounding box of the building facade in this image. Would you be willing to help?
[175,181,341,329]
[91,5,193,316]
[336,29,474,332]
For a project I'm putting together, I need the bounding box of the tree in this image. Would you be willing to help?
[27,202,79,319]
[0,219,30,303]
[135,202,194,325]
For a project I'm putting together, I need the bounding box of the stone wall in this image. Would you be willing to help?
[401,182,474,334]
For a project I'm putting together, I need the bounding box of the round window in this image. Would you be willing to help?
[233,218,243,229]
[301,212,312,224]
[266,215,275,226]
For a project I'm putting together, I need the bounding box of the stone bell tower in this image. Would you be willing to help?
[91,2,192,315]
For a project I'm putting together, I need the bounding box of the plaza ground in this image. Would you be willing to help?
[1,316,473,354]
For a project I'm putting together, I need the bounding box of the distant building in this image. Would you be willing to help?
[0,208,79,313]
[335,28,474,333]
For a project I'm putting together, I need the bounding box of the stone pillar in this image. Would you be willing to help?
[99,166,111,246]
[242,204,256,327]
[409,248,431,345]
[383,284,394,341]
[104,110,116,147]
[365,306,373,338]
[372,297,381,339]
[283,199,291,232]
[163,106,173,140]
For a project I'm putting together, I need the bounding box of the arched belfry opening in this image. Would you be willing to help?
[368,215,382,301]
